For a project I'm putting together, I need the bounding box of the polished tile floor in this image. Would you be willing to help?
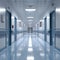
[0,33,60,60]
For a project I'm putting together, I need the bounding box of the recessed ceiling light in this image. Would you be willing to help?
[56,8,60,12]
[27,17,34,18]
[25,9,36,12]
[0,8,6,12]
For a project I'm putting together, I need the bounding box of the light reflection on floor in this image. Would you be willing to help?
[0,33,60,60]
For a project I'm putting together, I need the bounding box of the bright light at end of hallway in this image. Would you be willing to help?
[27,56,34,60]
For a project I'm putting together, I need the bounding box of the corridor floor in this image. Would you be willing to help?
[0,33,60,60]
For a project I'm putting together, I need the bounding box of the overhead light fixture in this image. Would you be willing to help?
[25,9,36,12]
[27,17,34,18]
[0,8,6,12]
[56,8,60,12]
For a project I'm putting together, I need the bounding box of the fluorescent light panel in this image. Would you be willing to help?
[0,8,6,12]
[25,9,36,12]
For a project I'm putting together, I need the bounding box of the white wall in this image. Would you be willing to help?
[11,19,23,42]
[56,12,60,49]
[0,37,6,50]
[38,15,50,42]
[0,0,19,50]
[46,15,50,31]
[56,37,60,49]
[39,14,50,31]
[0,12,5,29]
[0,12,6,50]
[17,20,23,31]
[55,0,60,49]
[56,12,60,29]
[39,20,44,31]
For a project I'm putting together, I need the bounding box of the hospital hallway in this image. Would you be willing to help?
[0,0,60,60]
[0,32,60,60]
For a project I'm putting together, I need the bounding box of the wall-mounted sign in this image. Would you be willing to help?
[40,21,42,27]
[19,22,22,27]
[0,14,4,23]
[0,12,5,29]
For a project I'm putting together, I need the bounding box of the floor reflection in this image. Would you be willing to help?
[0,33,60,60]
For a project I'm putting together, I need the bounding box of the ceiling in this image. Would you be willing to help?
[9,0,52,27]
